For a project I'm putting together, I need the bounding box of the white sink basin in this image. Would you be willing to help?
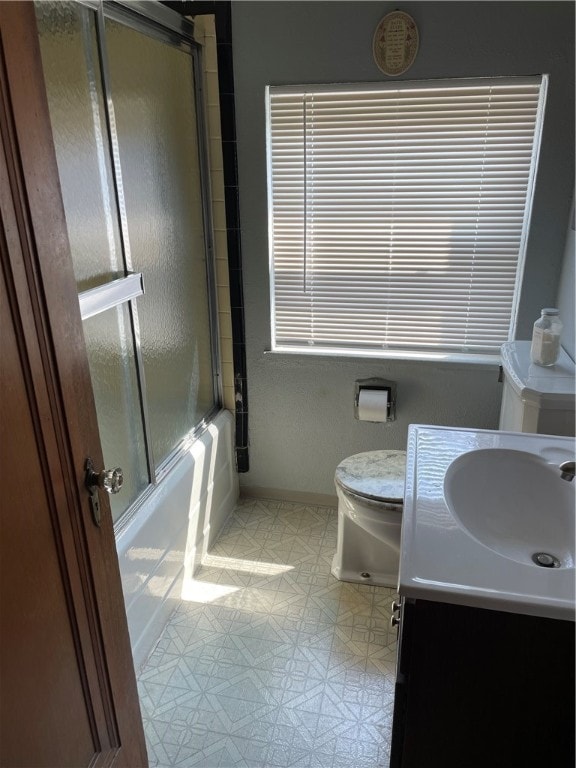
[444,448,575,568]
[399,426,576,621]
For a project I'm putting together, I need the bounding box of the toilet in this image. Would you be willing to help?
[333,342,575,589]
[499,341,575,436]
[331,450,406,587]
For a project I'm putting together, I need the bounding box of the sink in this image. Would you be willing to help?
[444,448,575,567]
[399,426,575,620]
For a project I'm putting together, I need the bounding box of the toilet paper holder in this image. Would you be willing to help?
[354,378,397,422]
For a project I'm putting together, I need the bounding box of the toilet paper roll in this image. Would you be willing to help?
[357,389,389,422]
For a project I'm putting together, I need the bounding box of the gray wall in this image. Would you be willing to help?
[557,195,575,361]
[232,1,575,496]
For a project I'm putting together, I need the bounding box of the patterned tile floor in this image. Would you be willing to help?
[138,498,398,768]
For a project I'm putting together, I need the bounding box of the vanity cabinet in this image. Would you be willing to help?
[389,599,575,767]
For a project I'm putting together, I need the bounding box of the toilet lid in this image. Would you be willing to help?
[335,450,406,503]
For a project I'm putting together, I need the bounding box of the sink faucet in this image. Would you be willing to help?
[559,461,575,481]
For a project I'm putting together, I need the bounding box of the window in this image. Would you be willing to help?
[267,77,547,361]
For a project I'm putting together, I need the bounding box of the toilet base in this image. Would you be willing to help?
[331,553,398,588]
[331,500,400,588]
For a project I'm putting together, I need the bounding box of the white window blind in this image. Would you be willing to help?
[267,77,547,360]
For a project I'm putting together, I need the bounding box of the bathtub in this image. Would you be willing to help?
[115,409,239,669]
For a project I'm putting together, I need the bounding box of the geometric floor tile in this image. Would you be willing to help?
[137,498,398,767]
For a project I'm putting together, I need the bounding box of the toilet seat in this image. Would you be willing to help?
[335,450,406,504]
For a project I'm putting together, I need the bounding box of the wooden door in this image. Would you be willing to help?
[0,4,148,766]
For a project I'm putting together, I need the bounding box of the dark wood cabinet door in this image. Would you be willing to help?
[0,3,147,766]
[390,599,575,768]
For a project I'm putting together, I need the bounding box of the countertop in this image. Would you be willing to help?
[399,425,575,621]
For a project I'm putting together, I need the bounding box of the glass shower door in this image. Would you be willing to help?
[36,1,219,524]
[104,16,216,468]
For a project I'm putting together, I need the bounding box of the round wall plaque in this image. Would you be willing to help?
[373,10,419,76]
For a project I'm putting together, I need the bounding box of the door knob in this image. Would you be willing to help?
[85,458,124,494]
[84,458,123,527]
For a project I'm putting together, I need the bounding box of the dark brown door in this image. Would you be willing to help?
[0,4,148,766]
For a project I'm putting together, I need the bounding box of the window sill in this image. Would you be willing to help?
[265,346,501,367]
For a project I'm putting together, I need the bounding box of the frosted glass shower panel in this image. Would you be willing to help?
[83,305,149,523]
[35,1,125,291]
[105,20,216,466]
[36,2,219,524]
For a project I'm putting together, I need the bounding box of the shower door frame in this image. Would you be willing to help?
[74,0,223,530]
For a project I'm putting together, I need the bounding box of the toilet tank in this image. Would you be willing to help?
[499,341,575,436]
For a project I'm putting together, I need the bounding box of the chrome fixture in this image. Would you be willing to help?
[390,598,402,629]
[531,552,561,568]
[85,458,124,527]
[559,461,575,481]
[354,377,397,422]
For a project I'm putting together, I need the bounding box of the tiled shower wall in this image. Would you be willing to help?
[182,1,249,472]
[193,14,236,415]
